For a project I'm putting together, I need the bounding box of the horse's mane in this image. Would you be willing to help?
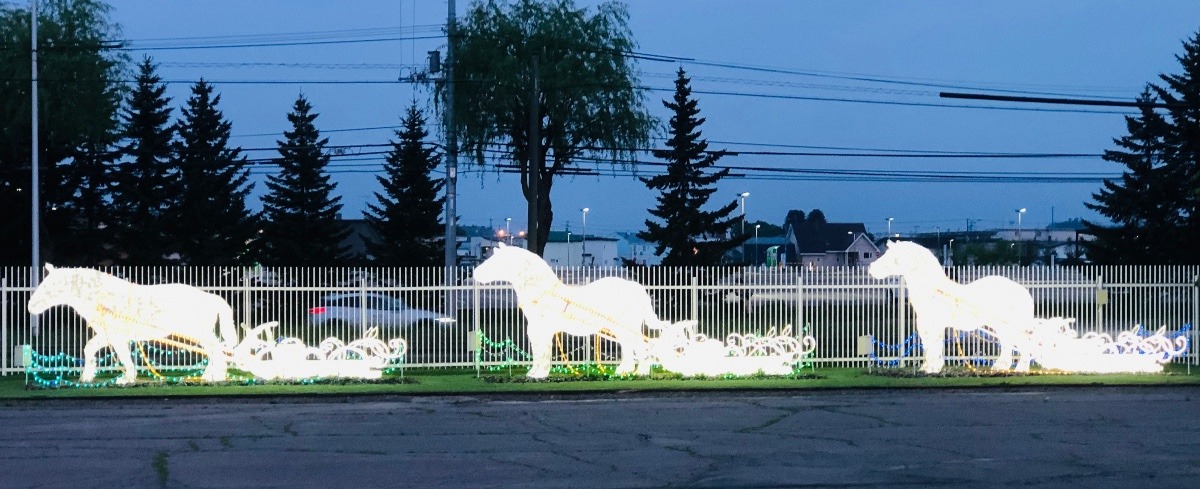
[887,241,945,280]
[497,246,557,282]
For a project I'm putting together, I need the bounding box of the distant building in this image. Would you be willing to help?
[614,232,662,266]
[782,212,879,267]
[543,231,621,267]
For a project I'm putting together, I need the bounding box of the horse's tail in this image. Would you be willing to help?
[217,300,238,349]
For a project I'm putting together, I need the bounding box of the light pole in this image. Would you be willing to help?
[847,231,854,266]
[30,0,41,336]
[566,232,571,267]
[886,217,893,237]
[738,192,750,235]
[581,207,589,266]
[754,224,761,266]
[947,239,954,266]
[505,217,512,245]
[1016,207,1027,264]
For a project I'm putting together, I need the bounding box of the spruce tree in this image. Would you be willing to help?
[171,80,260,265]
[364,104,445,266]
[109,57,178,265]
[1084,90,1174,264]
[258,94,351,266]
[1086,32,1200,264]
[639,68,745,266]
[1153,32,1200,259]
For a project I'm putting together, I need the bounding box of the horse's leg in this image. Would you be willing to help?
[992,328,1015,371]
[198,333,229,382]
[614,333,639,376]
[631,336,653,376]
[917,320,946,374]
[110,336,138,385]
[1011,322,1033,372]
[78,335,106,383]
[526,326,553,379]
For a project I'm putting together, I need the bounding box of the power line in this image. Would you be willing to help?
[939,91,1191,109]
[684,59,1137,99]
[115,34,445,51]
[653,88,1134,115]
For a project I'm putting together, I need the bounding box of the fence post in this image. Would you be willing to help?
[794,273,803,342]
[690,274,699,322]
[472,273,482,378]
[359,274,368,337]
[240,266,251,331]
[1193,274,1198,370]
[1095,274,1105,333]
[897,275,907,368]
[2,276,6,374]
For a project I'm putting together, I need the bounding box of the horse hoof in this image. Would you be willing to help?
[202,371,227,383]
[115,376,137,385]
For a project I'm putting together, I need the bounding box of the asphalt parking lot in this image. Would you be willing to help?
[0,386,1197,488]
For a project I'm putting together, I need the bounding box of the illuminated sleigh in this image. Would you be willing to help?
[1027,318,1190,374]
[649,322,816,376]
[230,323,407,380]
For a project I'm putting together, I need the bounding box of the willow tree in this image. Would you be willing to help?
[0,0,126,265]
[449,0,654,255]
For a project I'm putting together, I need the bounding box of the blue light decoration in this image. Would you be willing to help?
[868,324,1193,373]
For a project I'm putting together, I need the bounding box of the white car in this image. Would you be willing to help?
[307,293,456,330]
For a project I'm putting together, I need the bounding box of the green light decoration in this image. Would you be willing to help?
[474,324,818,381]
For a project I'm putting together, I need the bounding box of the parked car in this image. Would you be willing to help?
[307,292,456,331]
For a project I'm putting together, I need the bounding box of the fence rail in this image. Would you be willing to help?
[3,265,1197,375]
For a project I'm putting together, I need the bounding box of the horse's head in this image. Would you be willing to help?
[27,263,70,314]
[474,243,539,285]
[868,241,938,280]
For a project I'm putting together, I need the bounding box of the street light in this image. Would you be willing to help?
[947,238,955,266]
[887,217,894,237]
[581,207,589,266]
[738,192,750,235]
[754,224,761,266]
[847,231,854,265]
[1016,207,1027,264]
[505,217,512,245]
[566,232,572,267]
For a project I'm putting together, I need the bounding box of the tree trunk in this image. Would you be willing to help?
[535,179,553,256]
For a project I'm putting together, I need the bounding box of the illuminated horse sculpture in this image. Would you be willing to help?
[27,264,237,384]
[474,243,664,378]
[868,241,1036,373]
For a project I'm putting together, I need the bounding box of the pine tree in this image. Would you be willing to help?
[1153,32,1200,259]
[364,104,445,266]
[1084,91,1174,264]
[109,57,178,265]
[1085,32,1200,264]
[171,80,259,265]
[258,94,351,266]
[639,68,745,266]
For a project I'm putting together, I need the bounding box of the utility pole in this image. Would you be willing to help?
[443,0,457,269]
[527,56,540,254]
[30,0,40,336]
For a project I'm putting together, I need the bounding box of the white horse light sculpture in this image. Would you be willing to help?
[27,264,237,384]
[474,243,663,378]
[869,241,1036,373]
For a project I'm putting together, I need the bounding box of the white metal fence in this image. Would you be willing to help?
[3,265,1197,375]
